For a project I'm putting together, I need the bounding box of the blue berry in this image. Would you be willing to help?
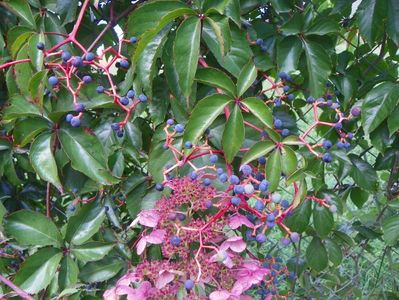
[281,199,290,208]
[281,129,289,137]
[234,185,245,194]
[260,45,268,52]
[119,59,129,68]
[267,214,275,222]
[184,141,193,149]
[327,100,333,106]
[258,157,266,165]
[70,117,81,127]
[205,200,213,209]
[329,204,337,213]
[256,233,267,243]
[116,129,124,138]
[267,221,275,228]
[139,94,148,102]
[48,76,59,86]
[259,180,269,192]
[65,114,73,122]
[111,123,119,131]
[283,85,290,93]
[82,75,92,84]
[203,178,211,186]
[166,119,174,125]
[184,279,194,290]
[322,139,332,150]
[274,119,283,129]
[175,124,184,133]
[120,97,129,105]
[85,52,95,61]
[74,103,85,112]
[170,236,182,246]
[219,173,228,183]
[306,96,315,103]
[155,183,164,191]
[177,213,186,221]
[255,200,264,211]
[190,171,198,180]
[36,42,45,50]
[351,107,361,117]
[334,122,343,130]
[336,141,345,149]
[274,98,282,107]
[229,175,240,185]
[347,132,354,139]
[61,51,71,62]
[130,36,138,43]
[231,196,241,206]
[71,56,83,67]
[278,71,288,80]
[96,85,105,93]
[287,94,295,101]
[290,232,300,243]
[256,38,264,46]
[281,237,291,246]
[240,164,252,176]
[127,90,135,98]
[244,184,254,194]
[217,168,224,175]
[209,154,218,163]
[322,152,332,163]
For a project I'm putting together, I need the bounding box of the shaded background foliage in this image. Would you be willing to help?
[0,0,398,299]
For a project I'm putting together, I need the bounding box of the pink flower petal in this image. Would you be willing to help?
[229,215,254,229]
[147,229,166,244]
[210,290,231,300]
[136,236,148,255]
[103,287,118,300]
[138,209,160,228]
[226,237,247,253]
[155,270,175,289]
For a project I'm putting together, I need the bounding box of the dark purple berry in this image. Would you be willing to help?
[70,117,81,127]
[290,232,300,243]
[116,129,124,138]
[66,114,73,122]
[74,103,85,112]
[61,51,71,62]
[229,175,240,185]
[306,96,315,103]
[85,52,95,61]
[203,178,211,186]
[351,107,361,117]
[175,124,184,133]
[82,75,92,84]
[322,140,332,149]
[334,122,342,130]
[166,119,174,126]
[111,123,120,131]
[256,38,264,46]
[256,233,267,243]
[240,164,252,176]
[71,56,83,67]
[119,59,129,68]
[127,90,135,98]
[184,141,193,149]
[322,152,332,163]
[209,154,218,163]
[170,236,182,246]
[96,86,105,93]
[184,279,194,290]
[155,183,164,191]
[120,97,129,105]
[138,94,148,102]
[231,196,241,206]
[283,85,290,93]
[281,129,289,137]
[278,71,288,80]
[48,76,59,86]
[274,119,283,129]
[36,42,45,50]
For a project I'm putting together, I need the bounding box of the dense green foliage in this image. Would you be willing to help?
[0,0,399,299]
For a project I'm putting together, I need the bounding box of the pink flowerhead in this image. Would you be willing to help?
[137,229,166,255]
[220,236,247,253]
[229,215,254,229]
[130,209,160,228]
[155,270,175,289]
[231,261,269,295]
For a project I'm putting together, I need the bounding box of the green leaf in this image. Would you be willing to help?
[184,94,232,144]
[4,210,62,247]
[241,97,273,128]
[306,237,328,272]
[350,187,369,208]
[313,204,334,238]
[29,70,48,106]
[302,39,332,97]
[225,0,241,27]
[15,44,33,96]
[222,105,245,163]
[349,154,379,192]
[357,0,386,45]
[361,82,399,135]
[387,106,399,136]
[306,19,339,35]
[2,0,36,29]
[59,255,79,291]
[270,0,291,13]
[277,36,302,73]
[382,215,399,246]
[30,132,63,191]
[265,149,281,192]
[241,141,275,165]
[204,17,226,58]
[285,196,312,233]
[65,201,106,245]
[3,94,47,121]
[13,117,49,147]
[325,239,343,267]
[14,247,62,294]
[174,16,201,97]
[28,33,45,71]
[59,127,118,185]
[281,146,297,176]
[136,25,171,97]
[387,0,399,46]
[195,67,236,97]
[124,175,149,218]
[71,242,115,263]
[237,60,257,97]
[79,257,123,283]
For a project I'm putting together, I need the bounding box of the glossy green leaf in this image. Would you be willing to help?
[195,67,236,97]
[350,187,369,209]
[357,0,386,45]
[281,146,297,176]
[285,194,311,232]
[306,237,328,272]
[174,17,201,97]
[361,82,399,135]
[28,33,44,71]
[382,215,399,246]
[79,257,123,283]
[65,201,106,245]
[204,17,226,58]
[59,127,118,185]
[184,94,232,144]
[13,118,49,147]
[237,60,257,97]
[15,44,33,95]
[349,154,378,192]
[59,255,79,291]
[270,0,291,13]
[302,39,331,97]
[306,19,339,35]
[325,239,343,267]
[241,97,273,128]
[313,204,334,238]
[222,105,245,163]
[277,36,302,73]
[2,0,36,29]
[71,242,115,263]
[4,210,62,247]
[3,94,47,121]
[241,140,275,165]
[266,149,281,192]
[14,247,62,294]
[30,132,63,191]
[387,0,399,46]
[387,106,399,136]
[29,70,48,106]
[225,0,241,27]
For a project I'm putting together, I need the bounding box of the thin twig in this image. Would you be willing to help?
[0,274,34,300]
